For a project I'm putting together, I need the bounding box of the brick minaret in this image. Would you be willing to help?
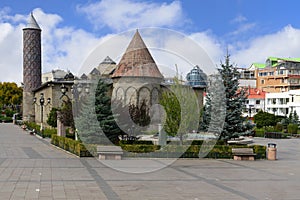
[22,13,42,121]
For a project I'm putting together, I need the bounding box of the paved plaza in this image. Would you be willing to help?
[0,123,299,199]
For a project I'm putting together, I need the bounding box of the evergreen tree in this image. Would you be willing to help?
[47,107,58,128]
[75,90,107,144]
[94,79,123,144]
[219,55,252,139]
[201,55,253,140]
[199,74,226,136]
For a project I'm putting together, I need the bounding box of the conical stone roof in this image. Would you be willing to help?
[24,12,41,30]
[112,30,163,79]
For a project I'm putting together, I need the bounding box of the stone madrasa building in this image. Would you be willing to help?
[22,13,206,127]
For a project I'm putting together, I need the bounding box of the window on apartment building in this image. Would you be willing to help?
[279,70,284,75]
[286,98,289,103]
[256,109,259,113]
[261,79,265,84]
[246,100,249,104]
[272,99,276,104]
[269,72,274,76]
[256,100,260,104]
[292,96,294,102]
[281,79,284,83]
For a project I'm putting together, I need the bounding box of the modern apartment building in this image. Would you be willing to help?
[256,57,300,93]
[265,90,300,116]
[243,88,266,118]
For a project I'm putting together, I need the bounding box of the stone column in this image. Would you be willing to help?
[57,111,66,137]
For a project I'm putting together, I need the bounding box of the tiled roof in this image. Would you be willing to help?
[112,30,163,79]
[247,88,266,99]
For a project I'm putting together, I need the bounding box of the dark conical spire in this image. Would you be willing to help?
[112,30,163,79]
[25,12,41,30]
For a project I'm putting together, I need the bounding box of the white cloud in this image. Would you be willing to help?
[77,0,185,31]
[0,8,101,84]
[232,25,300,68]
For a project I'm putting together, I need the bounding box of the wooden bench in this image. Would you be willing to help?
[97,146,123,160]
[232,148,256,161]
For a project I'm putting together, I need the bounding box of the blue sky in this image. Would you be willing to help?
[1,0,300,83]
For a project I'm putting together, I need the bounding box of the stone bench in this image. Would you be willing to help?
[97,146,123,160]
[232,148,256,161]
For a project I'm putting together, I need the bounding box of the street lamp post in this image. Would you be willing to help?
[33,93,51,137]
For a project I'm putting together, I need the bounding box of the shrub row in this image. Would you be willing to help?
[51,135,93,157]
[24,121,57,138]
[121,144,267,159]
[119,140,153,145]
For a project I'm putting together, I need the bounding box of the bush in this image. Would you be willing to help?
[275,123,283,132]
[288,123,298,134]
[121,144,266,159]
[51,135,93,157]
[254,128,265,137]
[120,140,153,145]
[120,144,160,153]
[0,116,13,122]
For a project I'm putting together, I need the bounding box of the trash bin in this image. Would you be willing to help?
[267,143,277,160]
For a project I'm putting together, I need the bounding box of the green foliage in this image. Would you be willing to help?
[0,116,12,122]
[47,107,58,128]
[254,127,265,137]
[251,145,267,159]
[275,123,283,132]
[95,79,124,144]
[60,100,74,128]
[51,135,93,157]
[201,55,252,140]
[120,144,160,153]
[119,140,153,145]
[0,82,22,108]
[24,121,56,138]
[254,111,277,128]
[121,144,266,159]
[160,76,199,143]
[288,123,298,134]
[75,91,108,145]
[5,109,14,117]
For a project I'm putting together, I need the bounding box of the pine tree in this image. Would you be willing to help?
[219,54,252,139]
[201,54,252,140]
[75,91,107,144]
[94,79,123,144]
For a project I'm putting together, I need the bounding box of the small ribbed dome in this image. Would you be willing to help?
[186,65,207,88]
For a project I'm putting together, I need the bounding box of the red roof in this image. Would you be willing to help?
[112,30,163,79]
[247,88,266,99]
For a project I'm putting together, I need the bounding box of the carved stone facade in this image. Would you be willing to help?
[22,14,42,121]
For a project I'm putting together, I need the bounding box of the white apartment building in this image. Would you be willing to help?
[265,90,300,116]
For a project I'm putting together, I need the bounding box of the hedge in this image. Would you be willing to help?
[51,135,93,157]
[121,144,267,159]
[24,121,57,138]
